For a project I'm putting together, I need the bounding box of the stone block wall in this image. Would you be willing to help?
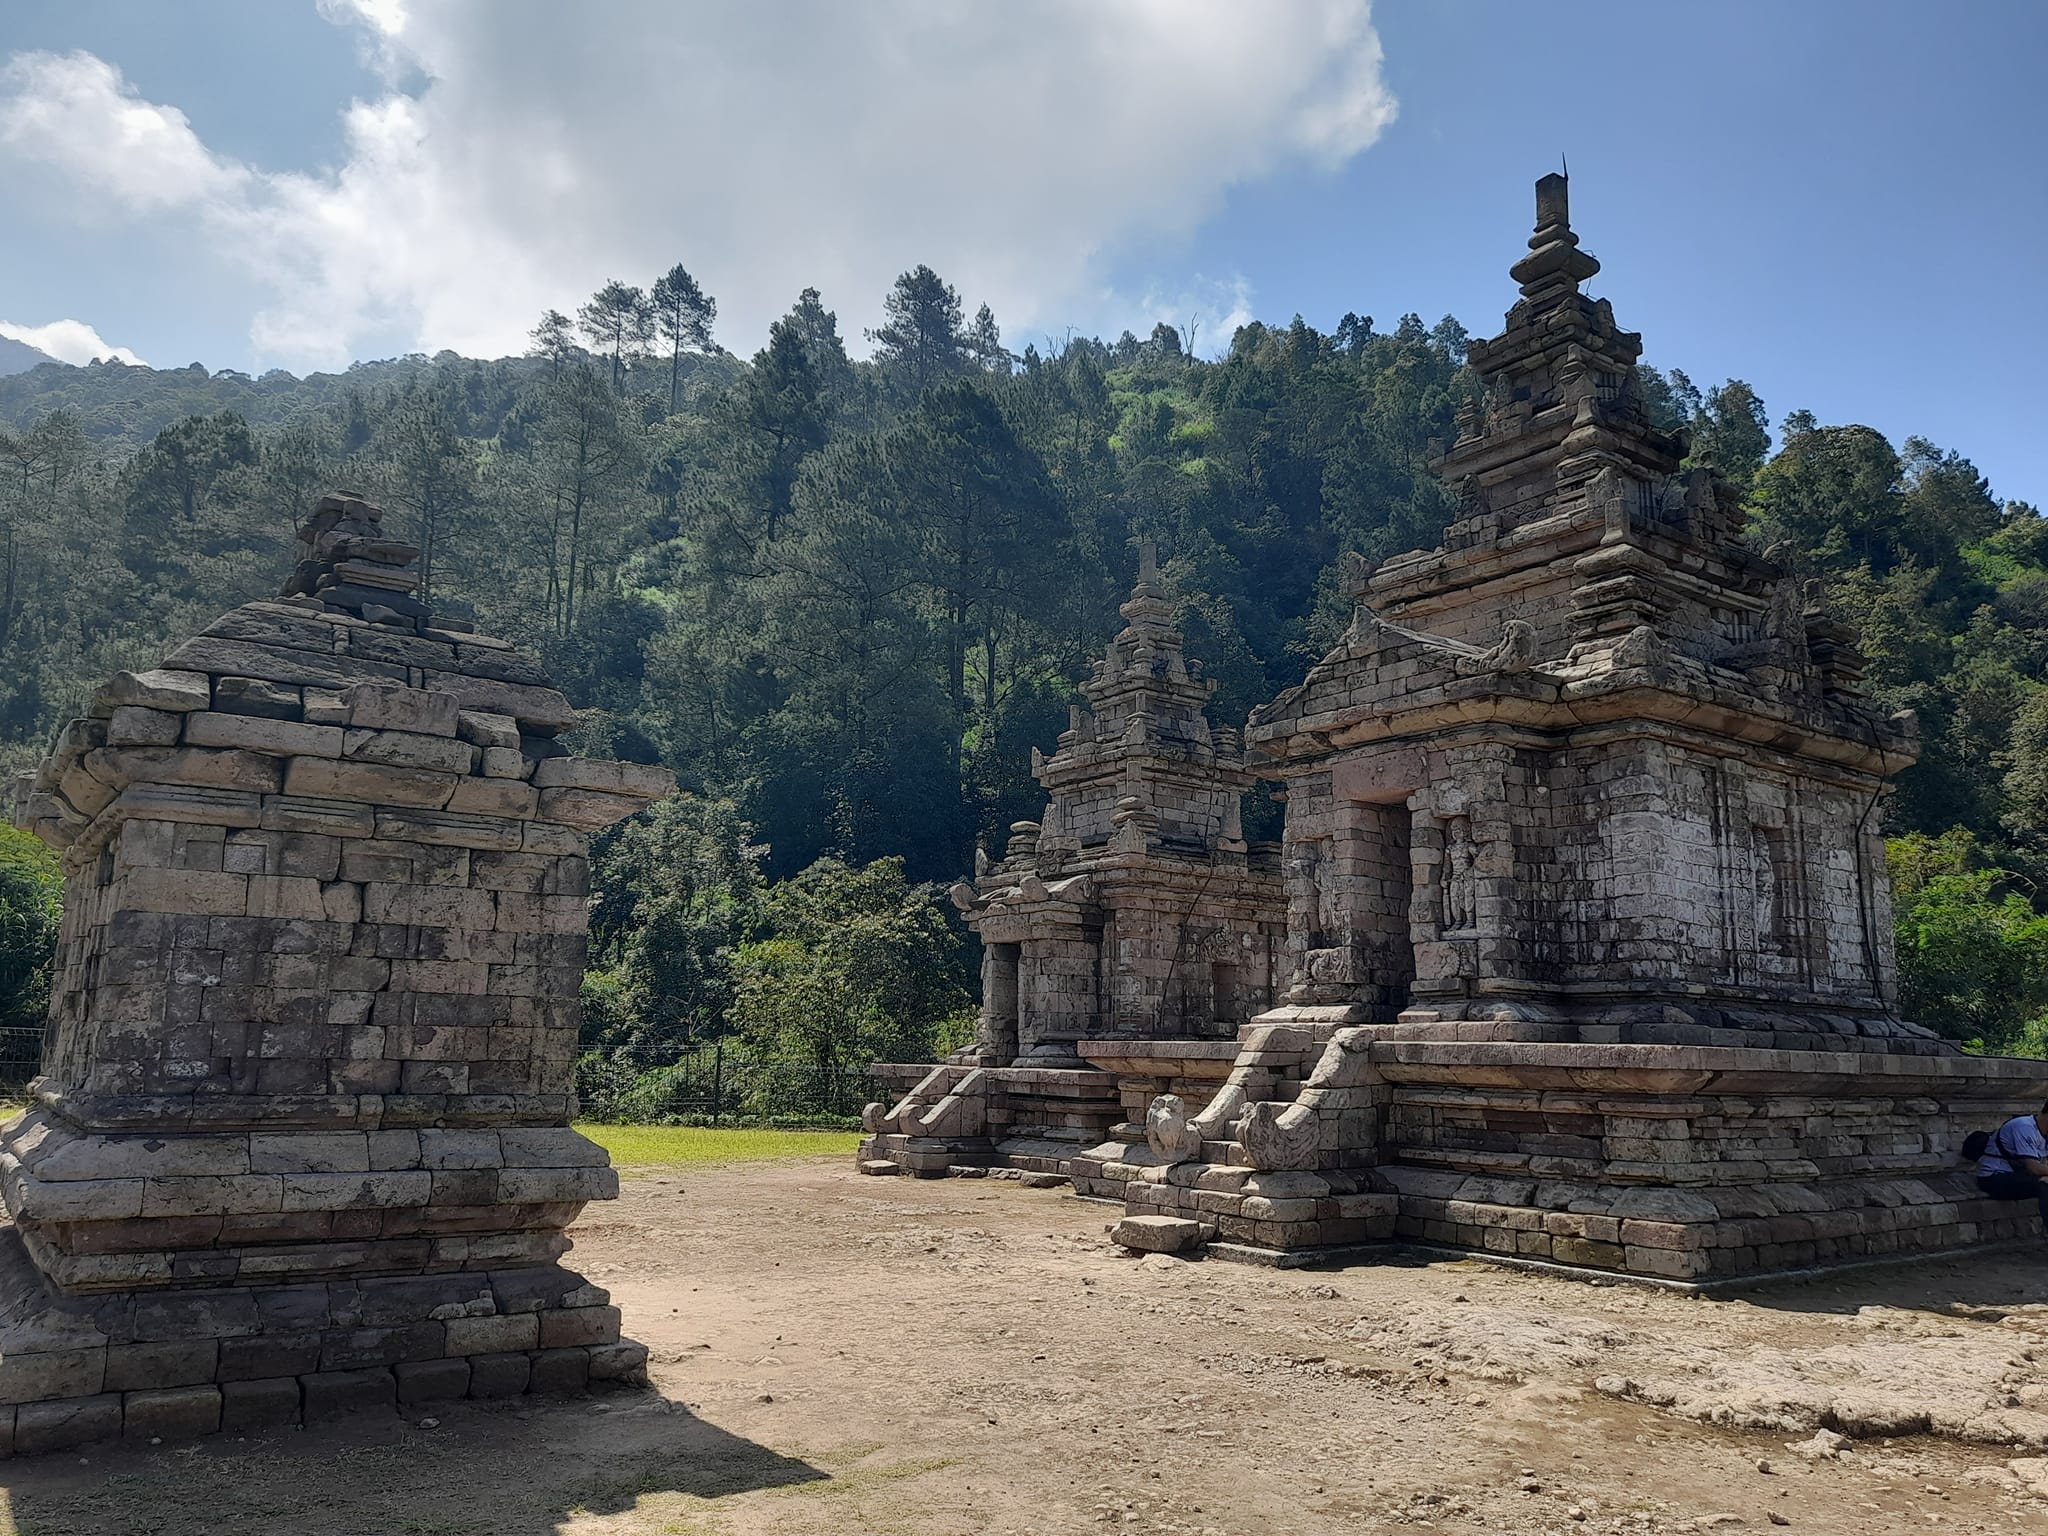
[1100,1028,2048,1282]
[0,573,672,1451]
[0,1238,647,1453]
[1530,733,1894,1017]
[1263,716,1915,1045]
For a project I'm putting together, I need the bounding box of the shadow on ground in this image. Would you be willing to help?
[1256,1233,2048,1328]
[1718,1241,2048,1320]
[0,1386,824,1536]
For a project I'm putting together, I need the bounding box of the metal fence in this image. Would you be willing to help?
[0,1027,41,1097]
[575,1043,874,1124]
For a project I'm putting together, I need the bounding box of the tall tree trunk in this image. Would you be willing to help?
[564,431,590,637]
[545,488,566,634]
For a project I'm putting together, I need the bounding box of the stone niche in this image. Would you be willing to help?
[1081,179,2048,1282]
[0,494,671,1453]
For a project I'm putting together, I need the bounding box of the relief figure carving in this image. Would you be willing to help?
[1442,816,1477,933]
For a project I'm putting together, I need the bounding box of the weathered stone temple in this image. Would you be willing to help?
[0,495,670,1451]
[862,546,1283,1176]
[867,176,2048,1283]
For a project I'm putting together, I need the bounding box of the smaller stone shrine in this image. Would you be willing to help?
[860,545,1284,1178]
[0,492,671,1453]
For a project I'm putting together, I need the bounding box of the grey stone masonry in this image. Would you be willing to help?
[1247,176,1923,1047]
[860,544,1284,1182]
[1073,178,2048,1283]
[954,542,1284,1062]
[0,492,670,1452]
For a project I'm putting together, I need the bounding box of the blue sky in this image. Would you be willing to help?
[2,1,2042,506]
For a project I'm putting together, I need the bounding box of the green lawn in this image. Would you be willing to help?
[577,1123,863,1169]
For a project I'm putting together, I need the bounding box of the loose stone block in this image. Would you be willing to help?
[105,1338,218,1392]
[97,746,285,794]
[218,1334,323,1381]
[530,758,674,797]
[444,1313,538,1355]
[447,778,539,817]
[0,1348,105,1405]
[284,758,457,810]
[302,687,349,725]
[417,674,577,735]
[457,711,520,749]
[342,728,474,774]
[212,677,304,719]
[1111,1216,1209,1254]
[536,787,660,831]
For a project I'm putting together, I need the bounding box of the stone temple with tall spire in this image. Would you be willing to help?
[861,543,1283,1178]
[866,175,2048,1284]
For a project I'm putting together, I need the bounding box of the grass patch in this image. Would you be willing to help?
[578,1123,863,1170]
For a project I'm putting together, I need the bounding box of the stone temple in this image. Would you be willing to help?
[0,494,670,1452]
[864,175,2048,1283]
[865,545,1283,1177]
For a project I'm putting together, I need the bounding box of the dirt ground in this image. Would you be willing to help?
[10,1157,2048,1535]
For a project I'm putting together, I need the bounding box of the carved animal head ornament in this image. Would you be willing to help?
[1453,619,1538,676]
[1337,549,1378,600]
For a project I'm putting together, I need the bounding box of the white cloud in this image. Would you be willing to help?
[0,4,1396,370]
[0,51,245,215]
[0,318,147,367]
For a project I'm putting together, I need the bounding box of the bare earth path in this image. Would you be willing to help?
[9,1157,2048,1535]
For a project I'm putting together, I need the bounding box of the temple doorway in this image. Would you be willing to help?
[1348,798,1416,1016]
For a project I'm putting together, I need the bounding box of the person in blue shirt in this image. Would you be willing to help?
[1977,1106,2048,1221]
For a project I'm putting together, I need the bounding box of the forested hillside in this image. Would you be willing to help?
[3,261,2046,1085]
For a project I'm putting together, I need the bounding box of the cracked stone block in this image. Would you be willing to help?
[1111,1215,1211,1254]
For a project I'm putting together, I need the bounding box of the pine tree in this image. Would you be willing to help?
[650,265,717,415]
[867,265,967,402]
[577,281,653,394]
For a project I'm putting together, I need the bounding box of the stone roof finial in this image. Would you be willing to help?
[1511,171,1600,307]
[1119,536,1173,632]
[282,492,428,627]
[1535,171,1570,237]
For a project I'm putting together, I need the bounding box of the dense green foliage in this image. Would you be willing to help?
[0,825,61,1042]
[1889,830,2048,1055]
[4,262,2046,1066]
